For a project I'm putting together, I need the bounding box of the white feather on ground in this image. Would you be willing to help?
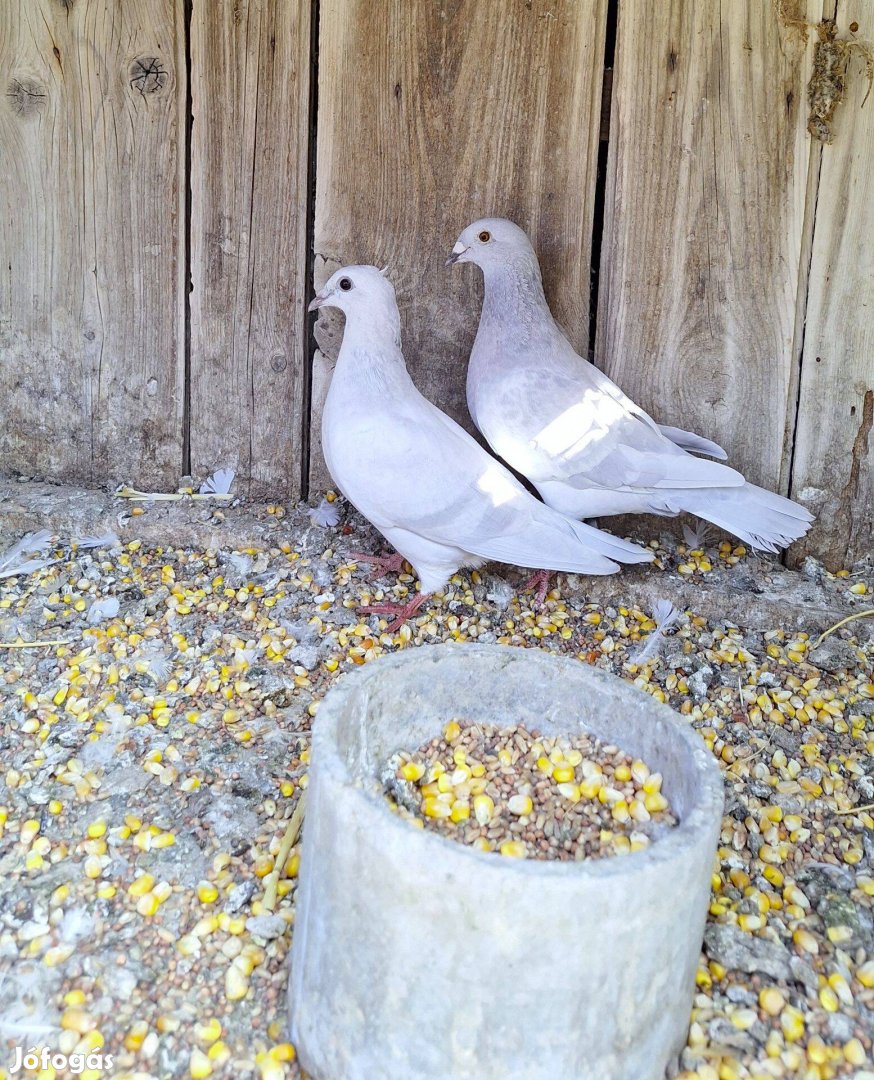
[0,530,55,580]
[631,600,681,664]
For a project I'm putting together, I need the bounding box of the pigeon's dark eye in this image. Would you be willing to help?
[478,230,491,243]
[339,277,353,291]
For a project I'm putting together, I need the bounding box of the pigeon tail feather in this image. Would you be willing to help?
[682,483,813,553]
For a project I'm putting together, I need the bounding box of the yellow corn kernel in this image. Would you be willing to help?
[450,800,470,823]
[443,721,461,742]
[579,778,603,799]
[730,1008,757,1031]
[61,1008,95,1034]
[64,989,87,1007]
[423,797,451,819]
[828,971,853,1005]
[189,1048,213,1078]
[400,761,425,782]
[152,831,176,849]
[552,764,575,783]
[124,1021,149,1051]
[499,840,527,858]
[644,792,668,814]
[857,959,874,988]
[729,868,750,889]
[507,794,532,816]
[758,987,785,1016]
[557,782,582,804]
[643,773,662,794]
[44,945,74,967]
[152,881,171,903]
[497,748,512,766]
[844,1038,866,1066]
[225,964,249,1001]
[129,873,155,897]
[473,795,494,825]
[197,881,219,904]
[207,1040,230,1062]
[136,892,160,917]
[793,927,818,954]
[194,1017,222,1044]
[614,764,632,783]
[83,855,103,879]
[254,854,275,878]
[26,850,45,872]
[738,913,763,933]
[86,819,107,839]
[780,1005,804,1042]
[21,818,41,844]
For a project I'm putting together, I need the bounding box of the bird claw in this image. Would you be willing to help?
[358,594,427,632]
[521,569,552,608]
[348,551,407,582]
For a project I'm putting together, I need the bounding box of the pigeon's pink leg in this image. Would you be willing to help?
[521,569,552,608]
[348,551,407,582]
[358,592,429,633]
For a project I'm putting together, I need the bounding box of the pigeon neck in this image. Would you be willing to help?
[341,306,403,351]
[480,259,549,325]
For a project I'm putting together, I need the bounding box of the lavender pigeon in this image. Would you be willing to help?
[309,265,653,630]
[448,218,813,553]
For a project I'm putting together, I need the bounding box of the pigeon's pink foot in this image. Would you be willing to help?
[358,592,429,633]
[348,550,407,582]
[522,569,553,608]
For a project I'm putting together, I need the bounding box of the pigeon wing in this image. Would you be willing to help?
[529,363,744,493]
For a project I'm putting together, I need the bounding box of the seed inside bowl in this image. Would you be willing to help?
[383,720,677,860]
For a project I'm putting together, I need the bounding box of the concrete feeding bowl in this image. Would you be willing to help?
[289,643,723,1080]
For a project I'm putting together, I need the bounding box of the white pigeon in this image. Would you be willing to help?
[448,218,813,553]
[309,265,653,629]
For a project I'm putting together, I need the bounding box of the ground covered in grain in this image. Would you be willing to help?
[0,486,872,1080]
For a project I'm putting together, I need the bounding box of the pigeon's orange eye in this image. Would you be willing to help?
[339,277,353,291]
[478,230,491,243]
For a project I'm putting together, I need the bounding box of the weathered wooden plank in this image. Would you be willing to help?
[310,0,608,489]
[790,3,874,568]
[189,0,310,500]
[0,0,186,489]
[596,0,819,495]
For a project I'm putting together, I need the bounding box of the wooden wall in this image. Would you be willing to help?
[1,0,872,567]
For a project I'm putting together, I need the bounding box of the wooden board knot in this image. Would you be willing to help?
[130,57,169,96]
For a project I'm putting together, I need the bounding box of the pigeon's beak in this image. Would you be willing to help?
[445,241,469,267]
[307,292,328,313]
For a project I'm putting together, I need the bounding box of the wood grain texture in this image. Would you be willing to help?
[596,0,819,494]
[189,0,311,499]
[309,0,608,490]
[0,0,186,487]
[789,2,874,568]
